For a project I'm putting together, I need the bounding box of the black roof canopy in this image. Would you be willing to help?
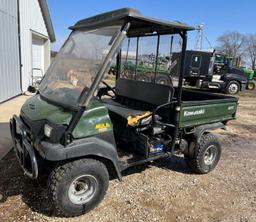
[70,8,194,36]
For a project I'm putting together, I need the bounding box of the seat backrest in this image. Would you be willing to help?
[115,78,173,106]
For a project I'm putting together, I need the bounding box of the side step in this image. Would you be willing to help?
[119,152,170,171]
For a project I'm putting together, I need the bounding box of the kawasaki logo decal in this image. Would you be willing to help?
[184,109,205,117]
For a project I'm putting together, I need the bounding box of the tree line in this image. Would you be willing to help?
[216,32,256,70]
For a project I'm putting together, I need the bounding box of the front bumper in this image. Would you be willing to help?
[10,115,38,179]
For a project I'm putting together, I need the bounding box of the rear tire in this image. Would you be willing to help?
[137,74,151,82]
[185,133,221,174]
[247,81,255,90]
[156,74,171,85]
[225,81,240,94]
[48,158,109,217]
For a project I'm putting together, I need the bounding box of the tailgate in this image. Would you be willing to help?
[179,100,238,128]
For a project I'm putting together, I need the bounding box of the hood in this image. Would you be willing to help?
[21,94,73,125]
[229,66,246,76]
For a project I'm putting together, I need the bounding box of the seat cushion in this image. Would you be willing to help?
[102,98,147,119]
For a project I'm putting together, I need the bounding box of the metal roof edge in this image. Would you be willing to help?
[38,0,56,42]
[70,8,194,32]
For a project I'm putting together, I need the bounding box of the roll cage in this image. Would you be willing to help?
[46,8,194,146]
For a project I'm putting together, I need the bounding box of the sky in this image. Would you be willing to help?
[48,0,256,51]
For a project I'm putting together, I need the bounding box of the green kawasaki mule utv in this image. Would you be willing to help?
[10,8,238,216]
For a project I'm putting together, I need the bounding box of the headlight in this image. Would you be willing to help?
[44,124,53,137]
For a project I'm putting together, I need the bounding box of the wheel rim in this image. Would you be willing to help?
[229,83,238,94]
[68,175,98,205]
[156,77,170,85]
[137,74,150,82]
[204,145,217,165]
[248,83,254,90]
[159,80,167,84]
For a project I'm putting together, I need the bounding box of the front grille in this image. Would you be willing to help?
[19,111,67,144]
[19,115,33,145]
[20,114,31,132]
[20,111,45,144]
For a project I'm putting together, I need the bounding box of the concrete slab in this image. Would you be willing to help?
[0,95,30,160]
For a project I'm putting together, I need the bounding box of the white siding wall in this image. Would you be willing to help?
[0,0,21,102]
[19,0,50,91]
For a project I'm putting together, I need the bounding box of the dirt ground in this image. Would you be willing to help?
[0,91,255,222]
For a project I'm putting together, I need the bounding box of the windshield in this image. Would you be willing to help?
[214,54,226,65]
[39,26,121,107]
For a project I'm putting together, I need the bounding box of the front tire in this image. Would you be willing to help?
[48,159,109,217]
[225,81,240,94]
[185,133,221,174]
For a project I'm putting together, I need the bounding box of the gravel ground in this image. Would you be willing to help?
[0,91,255,222]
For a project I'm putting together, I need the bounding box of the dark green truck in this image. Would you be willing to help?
[10,8,238,217]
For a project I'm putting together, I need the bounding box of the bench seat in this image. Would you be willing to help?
[102,98,147,118]
[101,78,174,124]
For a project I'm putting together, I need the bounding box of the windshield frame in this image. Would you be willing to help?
[39,25,125,111]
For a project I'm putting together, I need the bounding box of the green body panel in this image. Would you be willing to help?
[121,60,169,75]
[179,101,237,128]
[21,95,73,125]
[21,95,113,139]
[72,99,113,138]
[243,68,255,80]
[21,92,238,139]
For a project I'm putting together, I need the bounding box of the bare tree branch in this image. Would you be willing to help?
[245,34,256,70]
[216,32,246,60]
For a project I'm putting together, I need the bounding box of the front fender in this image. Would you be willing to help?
[222,73,247,84]
[36,137,122,179]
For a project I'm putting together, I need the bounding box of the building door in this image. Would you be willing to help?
[0,0,21,102]
[31,34,45,86]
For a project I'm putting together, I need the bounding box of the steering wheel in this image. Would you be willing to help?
[97,81,116,98]
[102,81,116,94]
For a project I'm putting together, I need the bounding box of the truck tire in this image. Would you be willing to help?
[137,74,151,82]
[185,133,221,174]
[225,81,240,94]
[48,158,109,217]
[156,74,171,85]
[247,81,255,90]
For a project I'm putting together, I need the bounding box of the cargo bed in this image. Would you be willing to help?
[178,89,238,128]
